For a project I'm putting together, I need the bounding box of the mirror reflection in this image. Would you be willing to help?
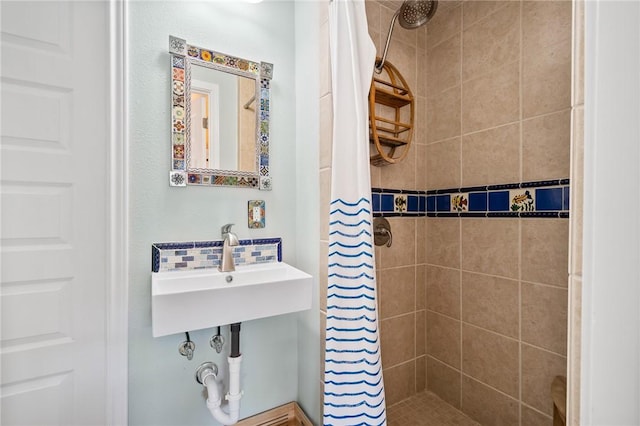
[189,65,257,172]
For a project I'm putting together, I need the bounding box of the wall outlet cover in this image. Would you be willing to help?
[248,200,266,228]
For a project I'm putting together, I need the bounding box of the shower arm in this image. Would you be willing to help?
[375,9,402,74]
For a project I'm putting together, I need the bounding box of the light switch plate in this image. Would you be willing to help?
[248,200,265,228]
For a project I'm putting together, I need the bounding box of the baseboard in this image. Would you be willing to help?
[236,402,313,426]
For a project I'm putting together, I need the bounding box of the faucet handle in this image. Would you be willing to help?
[221,223,235,236]
[221,223,239,249]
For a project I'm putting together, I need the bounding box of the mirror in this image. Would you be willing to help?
[190,66,256,172]
[168,36,273,190]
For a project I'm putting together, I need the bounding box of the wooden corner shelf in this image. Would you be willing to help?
[369,58,415,166]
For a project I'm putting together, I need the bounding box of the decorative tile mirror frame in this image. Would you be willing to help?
[168,36,273,190]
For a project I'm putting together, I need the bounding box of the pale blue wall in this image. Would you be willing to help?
[128,2,318,424]
[294,1,321,422]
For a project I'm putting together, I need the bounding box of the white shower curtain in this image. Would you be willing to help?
[324,1,386,425]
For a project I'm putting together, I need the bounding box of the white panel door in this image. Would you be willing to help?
[1,2,109,425]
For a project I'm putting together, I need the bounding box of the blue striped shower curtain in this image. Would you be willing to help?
[323,1,386,425]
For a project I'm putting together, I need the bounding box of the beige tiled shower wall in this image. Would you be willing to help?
[319,0,575,424]
[423,1,572,424]
[567,0,584,424]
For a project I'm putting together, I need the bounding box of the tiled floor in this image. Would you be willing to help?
[387,391,480,426]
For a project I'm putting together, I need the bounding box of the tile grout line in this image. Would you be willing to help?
[414,218,419,394]
[386,390,481,425]
[521,401,554,420]
[518,1,524,423]
[423,262,570,290]
[424,106,573,147]
[381,310,422,323]
[458,216,464,409]
[424,308,569,358]
[461,373,522,406]
[425,354,462,378]
[458,1,464,407]
[458,0,464,190]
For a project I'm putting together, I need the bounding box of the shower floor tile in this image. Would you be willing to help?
[387,391,480,426]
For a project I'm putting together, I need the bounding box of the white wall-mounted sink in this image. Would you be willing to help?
[151,262,313,337]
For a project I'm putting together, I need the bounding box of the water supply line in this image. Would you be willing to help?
[196,323,243,426]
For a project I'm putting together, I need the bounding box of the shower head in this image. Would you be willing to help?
[398,0,438,29]
[375,0,438,73]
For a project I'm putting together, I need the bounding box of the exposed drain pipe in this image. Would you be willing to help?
[196,323,243,425]
[204,357,242,425]
[229,323,241,357]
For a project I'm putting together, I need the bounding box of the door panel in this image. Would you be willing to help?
[1,2,109,425]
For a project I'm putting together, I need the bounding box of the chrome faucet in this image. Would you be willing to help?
[219,223,239,272]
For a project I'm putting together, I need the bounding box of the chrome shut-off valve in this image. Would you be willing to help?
[210,326,225,354]
[179,332,195,360]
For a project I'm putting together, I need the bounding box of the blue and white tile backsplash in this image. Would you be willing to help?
[152,238,282,272]
[372,179,570,218]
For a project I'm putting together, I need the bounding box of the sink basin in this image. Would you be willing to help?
[151,262,313,337]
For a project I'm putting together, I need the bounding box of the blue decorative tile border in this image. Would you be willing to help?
[152,238,282,272]
[372,179,570,219]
